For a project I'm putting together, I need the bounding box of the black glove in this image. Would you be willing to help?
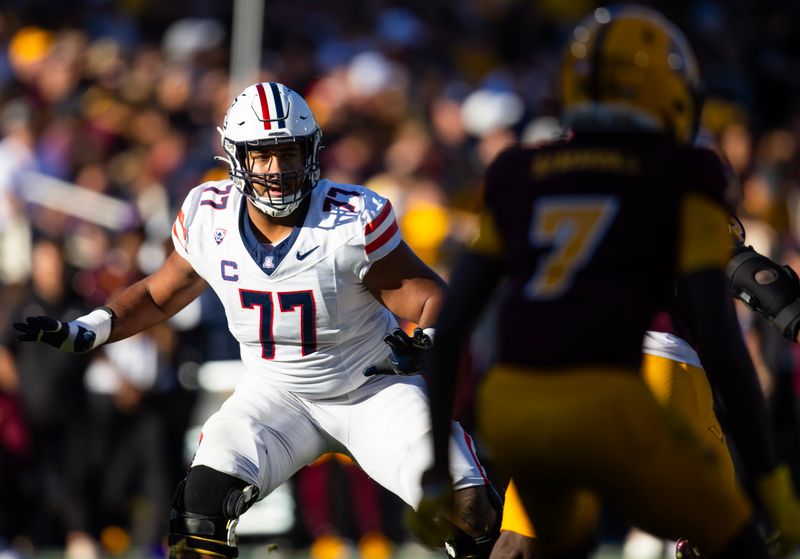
[364,327,433,376]
[13,315,98,354]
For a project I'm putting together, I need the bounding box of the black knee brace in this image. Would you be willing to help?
[445,483,504,559]
[169,466,259,559]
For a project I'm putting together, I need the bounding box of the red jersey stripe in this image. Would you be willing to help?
[462,431,489,484]
[255,83,272,130]
[365,220,399,255]
[177,209,187,239]
[364,201,393,236]
[172,222,186,250]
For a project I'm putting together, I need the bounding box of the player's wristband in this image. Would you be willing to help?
[75,307,114,348]
[422,327,437,345]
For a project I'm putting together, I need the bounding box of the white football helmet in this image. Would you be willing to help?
[218,82,323,217]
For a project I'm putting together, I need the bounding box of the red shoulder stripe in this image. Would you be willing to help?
[365,220,399,255]
[177,209,187,239]
[364,201,393,236]
[172,222,186,250]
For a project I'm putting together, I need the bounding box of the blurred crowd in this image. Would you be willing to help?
[1,0,800,557]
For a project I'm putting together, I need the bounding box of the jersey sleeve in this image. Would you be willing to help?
[352,189,403,280]
[677,148,735,275]
[678,195,732,275]
[170,186,204,265]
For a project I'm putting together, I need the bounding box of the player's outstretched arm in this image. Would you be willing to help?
[414,250,504,540]
[680,269,777,477]
[426,250,504,469]
[105,250,208,342]
[680,269,800,556]
[14,250,208,353]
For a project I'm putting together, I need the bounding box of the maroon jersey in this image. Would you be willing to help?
[479,133,731,368]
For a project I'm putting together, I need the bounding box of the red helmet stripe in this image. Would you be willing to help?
[269,82,287,129]
[255,83,272,130]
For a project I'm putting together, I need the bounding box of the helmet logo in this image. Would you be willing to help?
[254,82,288,131]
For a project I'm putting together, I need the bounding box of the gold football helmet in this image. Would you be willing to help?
[559,6,701,143]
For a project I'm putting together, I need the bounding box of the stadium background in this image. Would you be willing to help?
[0,0,799,557]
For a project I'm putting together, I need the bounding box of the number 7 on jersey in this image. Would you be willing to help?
[524,195,619,300]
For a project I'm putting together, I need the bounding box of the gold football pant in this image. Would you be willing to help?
[499,354,738,539]
[481,363,750,557]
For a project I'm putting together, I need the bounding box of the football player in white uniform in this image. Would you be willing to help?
[14,82,502,559]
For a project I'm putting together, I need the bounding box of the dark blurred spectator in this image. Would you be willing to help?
[296,453,393,559]
[0,236,96,558]
[0,360,30,553]
[84,328,174,555]
[80,229,174,555]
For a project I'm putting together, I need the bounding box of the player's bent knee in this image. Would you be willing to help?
[169,465,260,559]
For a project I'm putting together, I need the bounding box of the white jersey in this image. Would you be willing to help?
[171,178,402,399]
[641,330,703,369]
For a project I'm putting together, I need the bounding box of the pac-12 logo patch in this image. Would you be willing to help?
[214,228,227,244]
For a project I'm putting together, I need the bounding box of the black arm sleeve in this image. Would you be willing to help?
[727,243,800,341]
[678,268,779,485]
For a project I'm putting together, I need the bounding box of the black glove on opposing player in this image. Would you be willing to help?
[363,327,433,376]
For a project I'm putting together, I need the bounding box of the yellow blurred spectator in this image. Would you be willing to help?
[400,199,450,266]
[701,97,749,138]
[8,26,53,82]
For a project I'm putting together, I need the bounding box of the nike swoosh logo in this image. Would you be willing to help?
[296,246,320,260]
